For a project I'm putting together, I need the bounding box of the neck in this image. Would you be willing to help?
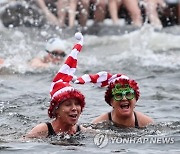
[111,110,135,127]
[52,119,76,134]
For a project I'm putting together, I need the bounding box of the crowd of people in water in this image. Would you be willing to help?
[0,0,179,29]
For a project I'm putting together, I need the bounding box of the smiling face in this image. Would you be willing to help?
[55,98,82,126]
[105,79,140,106]
[110,95,136,117]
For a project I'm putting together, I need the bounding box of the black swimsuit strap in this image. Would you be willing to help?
[46,122,56,137]
[46,122,81,137]
[134,112,139,128]
[108,112,112,121]
[108,112,139,128]
[76,124,81,132]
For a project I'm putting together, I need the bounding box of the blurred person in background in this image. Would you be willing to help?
[36,0,78,28]
[77,0,107,28]
[36,0,60,26]
[142,0,166,29]
[108,0,142,27]
[55,0,77,28]
[30,37,66,68]
[0,38,66,68]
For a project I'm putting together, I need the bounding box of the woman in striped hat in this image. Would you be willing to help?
[26,33,86,138]
[74,71,153,128]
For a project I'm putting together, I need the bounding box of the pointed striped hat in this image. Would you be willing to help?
[74,71,140,106]
[48,33,85,118]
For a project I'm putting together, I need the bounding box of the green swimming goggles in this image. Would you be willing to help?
[112,84,135,101]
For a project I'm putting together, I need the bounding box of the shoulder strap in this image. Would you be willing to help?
[108,112,112,121]
[76,124,81,132]
[46,122,56,137]
[134,112,139,128]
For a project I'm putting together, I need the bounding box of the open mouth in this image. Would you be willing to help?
[69,114,78,119]
[120,103,130,109]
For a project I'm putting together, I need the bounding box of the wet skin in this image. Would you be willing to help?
[111,96,136,118]
[55,98,82,126]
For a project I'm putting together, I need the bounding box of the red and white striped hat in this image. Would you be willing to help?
[48,32,85,118]
[74,71,129,87]
[74,71,140,105]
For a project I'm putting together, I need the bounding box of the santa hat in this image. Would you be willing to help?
[45,37,66,52]
[48,32,85,118]
[74,71,140,106]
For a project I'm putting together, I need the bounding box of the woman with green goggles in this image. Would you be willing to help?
[74,71,154,128]
[92,77,153,128]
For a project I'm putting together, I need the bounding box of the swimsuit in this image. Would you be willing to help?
[108,112,139,128]
[46,122,81,137]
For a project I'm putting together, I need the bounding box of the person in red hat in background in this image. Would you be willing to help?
[30,37,67,68]
[74,71,153,128]
[26,32,86,138]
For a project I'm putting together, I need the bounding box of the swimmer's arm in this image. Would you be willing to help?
[80,125,94,132]
[80,114,109,133]
[136,111,154,127]
[92,113,108,124]
[29,58,49,68]
[24,123,48,139]
[79,125,98,134]
[142,115,154,126]
[79,114,109,134]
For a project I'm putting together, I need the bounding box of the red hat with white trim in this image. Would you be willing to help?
[48,32,85,118]
[74,71,140,106]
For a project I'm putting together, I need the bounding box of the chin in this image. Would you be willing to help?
[117,108,133,117]
[67,120,78,126]
[71,120,78,125]
[121,112,132,117]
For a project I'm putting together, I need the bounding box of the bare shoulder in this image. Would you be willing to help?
[30,58,48,68]
[92,113,109,124]
[25,123,48,138]
[135,111,154,127]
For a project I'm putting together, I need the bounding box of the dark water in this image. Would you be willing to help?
[0,20,180,153]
